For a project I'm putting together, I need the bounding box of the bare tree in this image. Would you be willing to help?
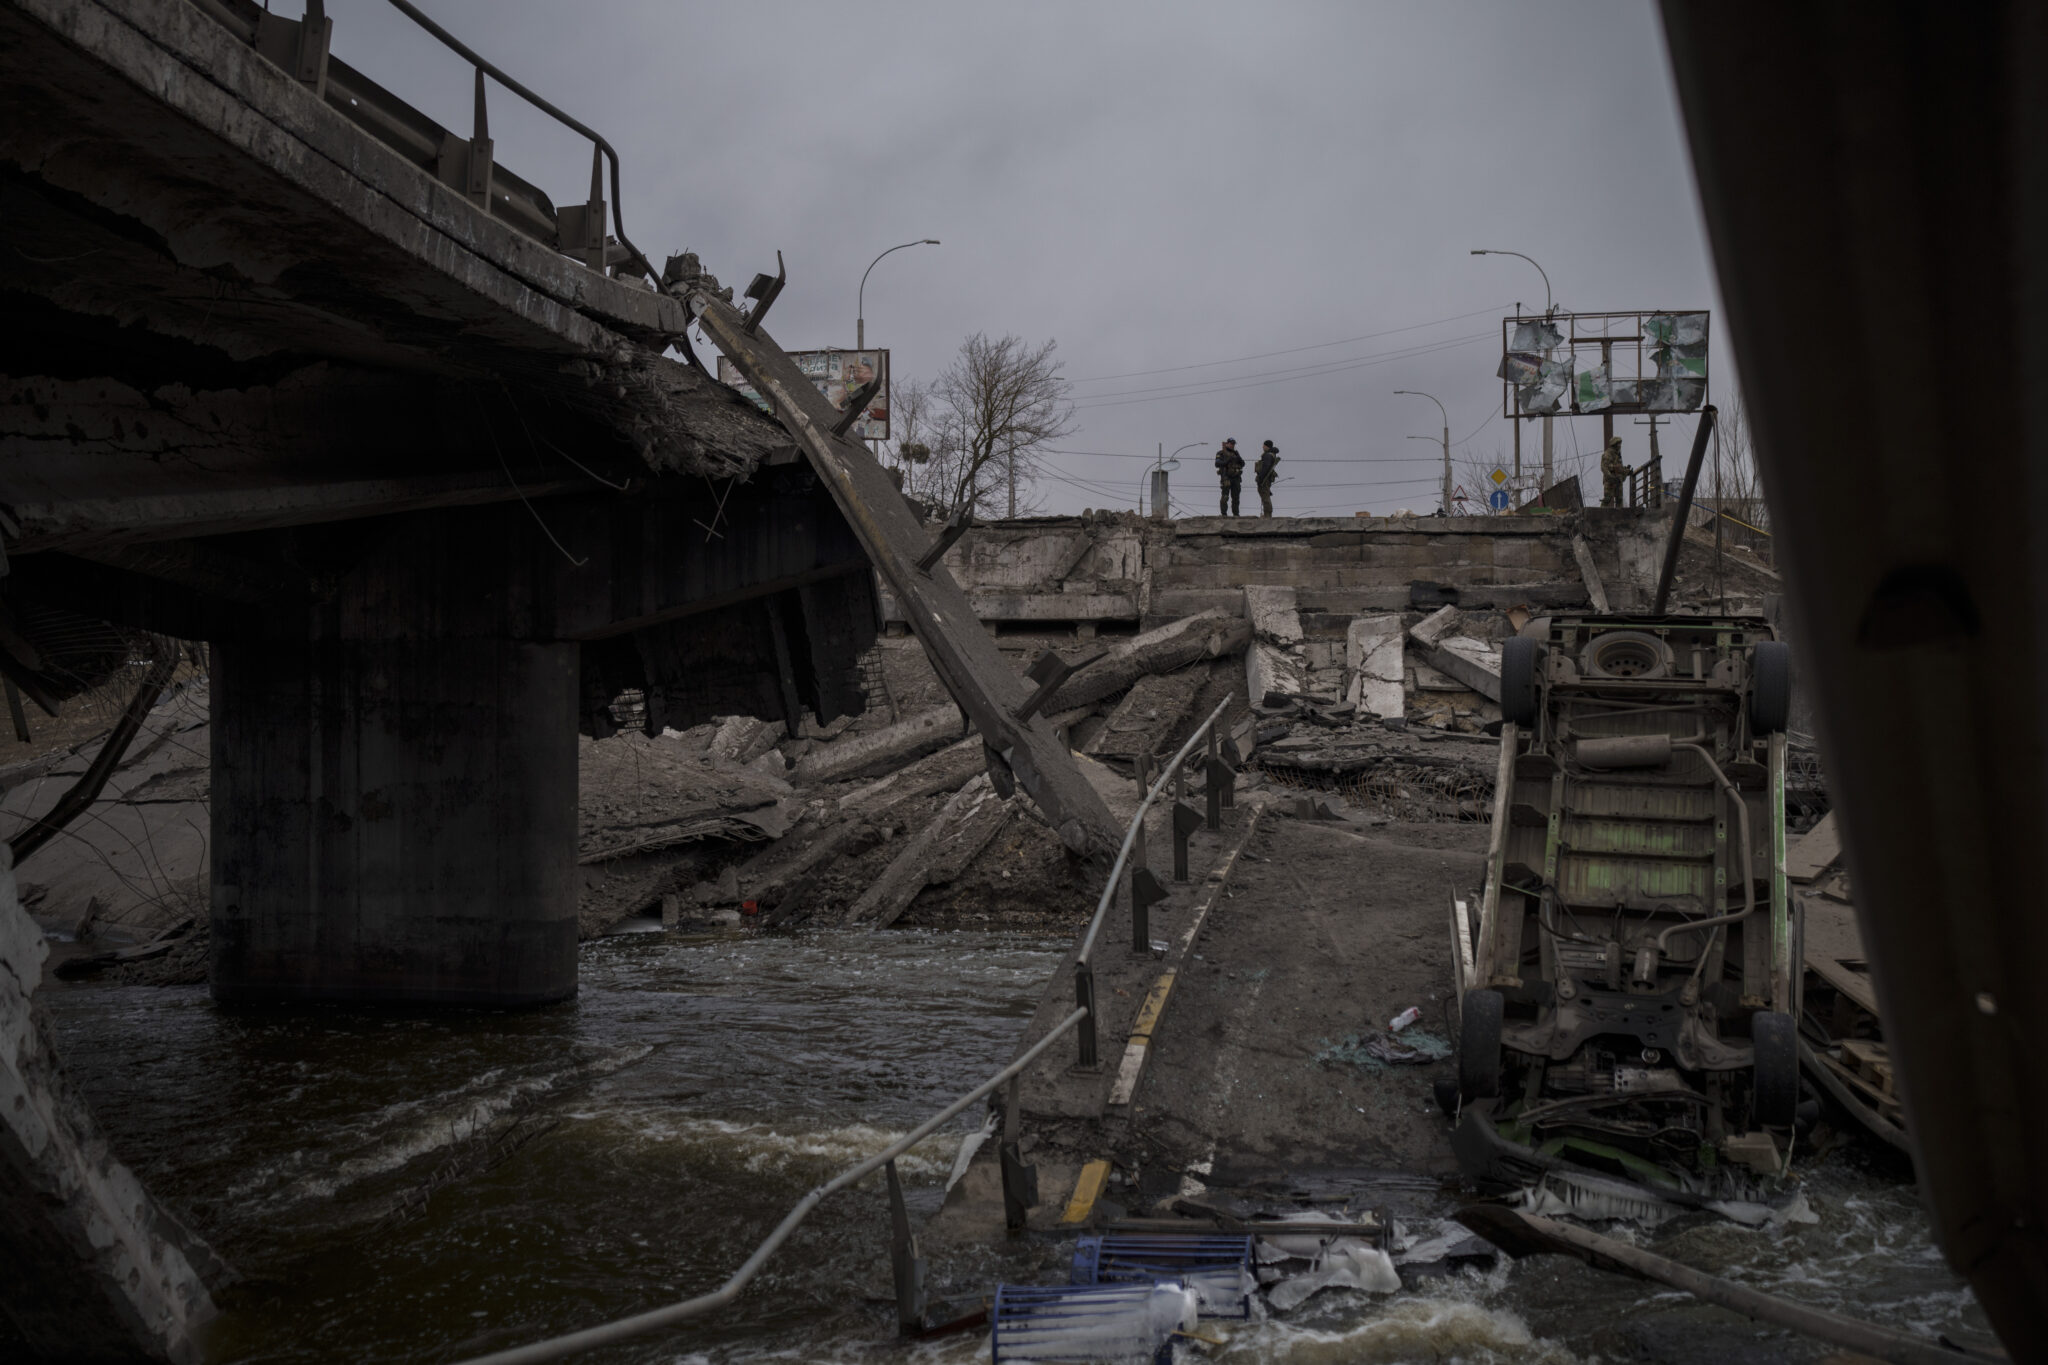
[925,333,1075,520]
[884,377,950,517]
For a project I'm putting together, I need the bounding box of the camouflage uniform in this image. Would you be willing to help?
[1215,440,1245,516]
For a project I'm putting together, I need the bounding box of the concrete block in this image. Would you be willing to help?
[1243,585,1303,646]
[1410,605,1466,648]
[1424,636,1504,702]
[1345,613,1405,719]
[1,847,219,1362]
[707,714,783,765]
[1246,640,1306,703]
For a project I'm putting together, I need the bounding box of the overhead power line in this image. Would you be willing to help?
[1073,334,1494,411]
[1068,303,1514,383]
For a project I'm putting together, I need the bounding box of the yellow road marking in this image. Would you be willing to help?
[1060,1159,1112,1224]
[1129,973,1176,1042]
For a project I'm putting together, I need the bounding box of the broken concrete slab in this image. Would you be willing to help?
[1088,669,1207,762]
[1344,614,1405,720]
[1408,604,1466,649]
[792,705,965,786]
[1046,611,1250,714]
[705,715,783,766]
[1244,586,1307,705]
[847,775,1013,929]
[1787,811,1842,884]
[578,732,795,864]
[1243,585,1305,647]
[0,845,220,1362]
[1570,533,1611,614]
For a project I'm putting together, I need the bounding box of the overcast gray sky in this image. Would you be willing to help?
[330,0,1725,516]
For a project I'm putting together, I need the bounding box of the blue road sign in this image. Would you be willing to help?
[1488,489,1512,511]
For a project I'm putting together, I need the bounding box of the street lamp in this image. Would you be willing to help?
[1395,390,1452,515]
[858,239,940,350]
[1469,248,1552,315]
[1471,248,1557,487]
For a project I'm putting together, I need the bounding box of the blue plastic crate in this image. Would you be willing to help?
[1070,1234,1255,1319]
[991,1281,1190,1364]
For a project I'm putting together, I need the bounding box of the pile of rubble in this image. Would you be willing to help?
[0,582,1598,960]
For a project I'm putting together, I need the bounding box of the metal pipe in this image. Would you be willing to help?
[447,1007,1091,1365]
[1651,406,1717,613]
[378,0,656,282]
[1074,695,1234,965]
[1658,741,1756,953]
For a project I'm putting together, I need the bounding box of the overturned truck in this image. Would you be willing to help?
[1451,613,1800,1193]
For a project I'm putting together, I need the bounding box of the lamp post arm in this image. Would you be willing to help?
[858,239,939,349]
[1470,249,1553,315]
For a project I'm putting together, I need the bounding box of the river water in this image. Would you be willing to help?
[46,927,1991,1364]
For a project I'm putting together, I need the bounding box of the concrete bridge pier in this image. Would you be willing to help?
[210,635,580,1007]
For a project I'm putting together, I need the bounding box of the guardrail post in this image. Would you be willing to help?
[1204,728,1222,830]
[999,1075,1037,1234]
[884,1159,927,1334]
[1075,963,1098,1069]
[1207,755,1236,815]
[1131,868,1166,953]
[1172,800,1199,882]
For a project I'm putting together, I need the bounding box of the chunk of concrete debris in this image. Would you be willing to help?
[1087,668,1207,761]
[1244,585,1307,704]
[0,848,221,1362]
[705,714,783,766]
[844,773,1012,928]
[1344,614,1405,720]
[1243,585,1305,647]
[1426,636,1504,703]
[791,705,964,786]
[1046,610,1250,713]
[1408,604,1466,649]
[691,866,741,905]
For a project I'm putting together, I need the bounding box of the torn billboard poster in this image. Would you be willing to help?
[1510,319,1565,353]
[1645,312,1709,347]
[1575,365,1613,412]
[1518,358,1570,415]
[717,348,891,440]
[1497,351,1543,385]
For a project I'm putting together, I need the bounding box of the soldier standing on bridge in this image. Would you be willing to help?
[1254,441,1281,517]
[1601,435,1626,508]
[1215,438,1245,516]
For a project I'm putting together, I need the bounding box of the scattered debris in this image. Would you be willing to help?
[1312,1029,1452,1070]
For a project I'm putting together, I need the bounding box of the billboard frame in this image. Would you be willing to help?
[1498,309,1709,422]
[717,347,891,441]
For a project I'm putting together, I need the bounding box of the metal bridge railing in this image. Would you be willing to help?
[189,0,656,283]
[1070,694,1236,1066]
[442,695,1241,1364]
[448,1008,1088,1365]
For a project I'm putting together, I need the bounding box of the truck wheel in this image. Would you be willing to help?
[1752,1010,1798,1127]
[1459,988,1504,1100]
[1750,641,1793,735]
[1500,638,1541,728]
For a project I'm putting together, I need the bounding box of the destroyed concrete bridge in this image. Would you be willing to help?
[0,0,1115,1010]
[0,3,1120,1354]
